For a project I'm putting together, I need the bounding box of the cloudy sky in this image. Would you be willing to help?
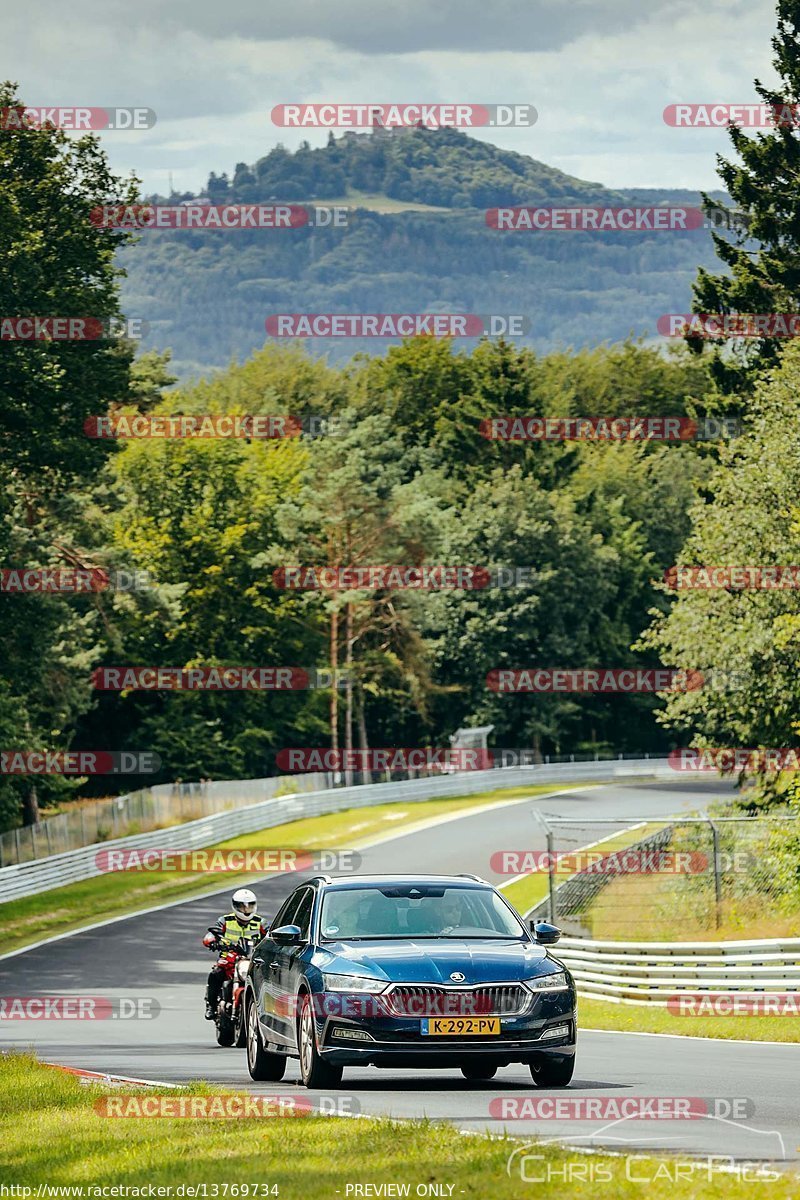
[4,0,779,194]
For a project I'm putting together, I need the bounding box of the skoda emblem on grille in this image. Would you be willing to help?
[449,971,466,982]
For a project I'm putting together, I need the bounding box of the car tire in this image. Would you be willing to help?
[529,1056,574,1087]
[246,996,287,1081]
[298,992,343,1089]
[460,1062,498,1081]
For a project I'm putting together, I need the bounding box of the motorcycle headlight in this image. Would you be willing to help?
[235,959,251,981]
[322,973,387,993]
[524,970,569,992]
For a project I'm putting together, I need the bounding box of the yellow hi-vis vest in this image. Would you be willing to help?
[219,913,262,946]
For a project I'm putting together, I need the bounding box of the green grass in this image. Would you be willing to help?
[1,782,571,954]
[580,997,800,1042]
[1,1054,795,1196]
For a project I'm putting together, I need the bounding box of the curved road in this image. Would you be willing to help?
[1,776,797,1165]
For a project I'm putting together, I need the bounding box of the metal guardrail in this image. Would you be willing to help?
[0,758,670,903]
[556,935,800,1003]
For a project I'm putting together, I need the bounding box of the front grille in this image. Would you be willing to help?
[385,984,530,1018]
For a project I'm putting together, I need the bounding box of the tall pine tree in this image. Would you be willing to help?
[691,0,800,389]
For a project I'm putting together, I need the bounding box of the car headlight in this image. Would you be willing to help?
[235,959,251,981]
[322,973,387,993]
[524,970,569,992]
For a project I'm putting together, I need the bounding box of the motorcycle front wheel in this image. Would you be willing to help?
[216,1010,235,1047]
[234,1004,247,1048]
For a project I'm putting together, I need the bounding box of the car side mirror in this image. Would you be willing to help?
[531,920,561,945]
[272,924,302,944]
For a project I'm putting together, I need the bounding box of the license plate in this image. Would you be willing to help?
[421,1017,500,1036]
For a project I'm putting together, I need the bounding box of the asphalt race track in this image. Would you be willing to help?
[2,777,798,1167]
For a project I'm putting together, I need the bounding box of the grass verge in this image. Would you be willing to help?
[1,1053,794,1196]
[580,997,800,1043]
[1,782,574,955]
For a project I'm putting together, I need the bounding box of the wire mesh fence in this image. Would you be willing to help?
[527,814,800,941]
[0,774,328,867]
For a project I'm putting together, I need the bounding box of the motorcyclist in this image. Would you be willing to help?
[203,887,267,1020]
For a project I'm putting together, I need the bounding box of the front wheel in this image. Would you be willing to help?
[246,997,287,1081]
[215,1010,235,1047]
[298,993,343,1088]
[234,1002,247,1048]
[529,1056,574,1087]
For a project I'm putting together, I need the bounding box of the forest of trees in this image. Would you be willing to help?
[4,0,800,832]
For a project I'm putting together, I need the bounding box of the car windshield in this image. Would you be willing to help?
[320,885,525,940]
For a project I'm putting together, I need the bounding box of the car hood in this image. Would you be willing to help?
[314,939,553,984]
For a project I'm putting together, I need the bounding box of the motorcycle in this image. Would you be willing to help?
[209,935,255,1047]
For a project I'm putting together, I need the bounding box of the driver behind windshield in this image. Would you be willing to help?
[407,891,466,935]
[439,893,466,933]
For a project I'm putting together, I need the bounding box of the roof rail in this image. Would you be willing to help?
[307,875,332,885]
[454,873,487,883]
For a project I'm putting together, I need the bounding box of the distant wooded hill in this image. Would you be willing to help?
[120,126,728,378]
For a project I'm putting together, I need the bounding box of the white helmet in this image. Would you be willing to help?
[232,887,257,920]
